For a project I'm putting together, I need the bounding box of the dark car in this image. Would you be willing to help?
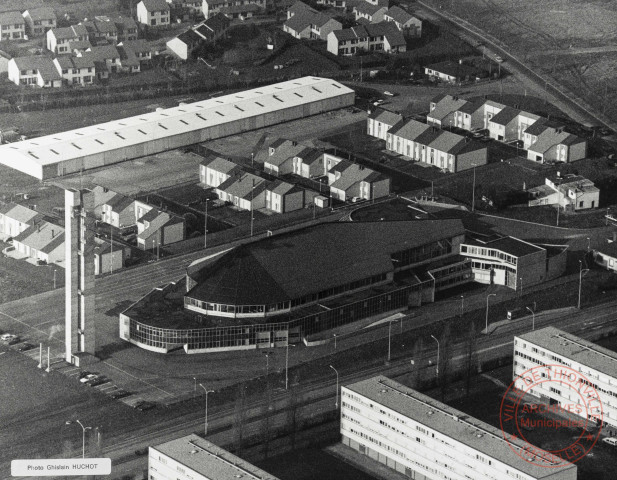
[7,337,21,345]
[110,389,131,400]
[133,401,156,411]
[78,370,94,379]
[85,376,110,387]
[16,343,36,352]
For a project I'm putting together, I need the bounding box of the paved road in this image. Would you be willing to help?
[5,299,615,479]
[415,0,616,130]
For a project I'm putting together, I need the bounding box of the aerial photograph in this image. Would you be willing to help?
[1,0,617,479]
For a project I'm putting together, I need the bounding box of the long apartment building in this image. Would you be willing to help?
[514,326,617,430]
[341,376,577,480]
[150,434,280,480]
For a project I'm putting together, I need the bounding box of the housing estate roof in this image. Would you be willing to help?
[200,153,238,173]
[14,221,64,252]
[138,212,171,241]
[13,56,62,81]
[457,100,484,115]
[52,24,88,40]
[138,207,159,223]
[106,194,134,212]
[178,29,202,44]
[219,4,262,14]
[331,164,374,191]
[463,235,544,257]
[25,7,57,21]
[519,326,617,387]
[152,435,281,480]
[331,22,403,46]
[384,5,414,24]
[284,12,314,33]
[265,141,306,167]
[267,179,299,196]
[140,0,171,11]
[412,126,442,147]
[388,118,430,140]
[528,129,582,154]
[295,147,322,166]
[428,96,467,122]
[0,77,354,172]
[346,376,575,476]
[217,172,265,198]
[489,106,520,126]
[41,231,65,254]
[426,60,482,80]
[430,93,450,105]
[186,220,466,305]
[354,2,386,15]
[0,11,25,25]
[0,203,41,225]
[117,45,139,67]
[428,130,467,154]
[369,108,403,126]
[288,1,316,16]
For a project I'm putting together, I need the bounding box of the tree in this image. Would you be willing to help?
[464,320,478,397]
[232,383,247,456]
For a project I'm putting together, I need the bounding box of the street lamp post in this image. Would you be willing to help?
[53,269,57,289]
[519,277,523,298]
[66,420,92,458]
[526,306,535,331]
[330,365,339,408]
[193,377,196,398]
[485,293,497,333]
[578,261,589,310]
[430,334,439,378]
[607,207,611,226]
[586,237,590,253]
[333,334,337,350]
[471,164,477,212]
[387,320,392,363]
[460,295,464,317]
[199,384,214,436]
[285,341,296,390]
[204,199,209,249]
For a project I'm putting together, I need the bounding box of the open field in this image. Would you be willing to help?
[422,0,617,123]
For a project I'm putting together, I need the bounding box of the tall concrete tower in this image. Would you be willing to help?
[65,189,96,365]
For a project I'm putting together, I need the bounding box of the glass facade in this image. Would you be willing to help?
[127,281,426,353]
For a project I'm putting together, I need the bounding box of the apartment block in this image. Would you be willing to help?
[341,376,576,480]
[514,326,617,429]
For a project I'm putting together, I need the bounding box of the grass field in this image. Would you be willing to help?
[423,0,617,123]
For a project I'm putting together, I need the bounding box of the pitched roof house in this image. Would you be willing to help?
[46,24,89,54]
[367,108,404,140]
[12,221,65,264]
[425,61,485,84]
[0,203,43,239]
[22,7,57,37]
[327,22,406,56]
[8,56,63,87]
[383,6,421,37]
[0,11,25,40]
[137,0,171,26]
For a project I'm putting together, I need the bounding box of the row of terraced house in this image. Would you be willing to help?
[427,94,588,163]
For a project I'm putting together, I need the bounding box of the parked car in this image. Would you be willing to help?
[383,91,396,96]
[86,376,110,387]
[495,55,504,63]
[2,246,15,256]
[133,401,156,411]
[1,333,18,343]
[7,337,21,345]
[602,437,617,446]
[110,389,131,400]
[16,343,35,351]
[36,259,47,266]
[80,373,98,383]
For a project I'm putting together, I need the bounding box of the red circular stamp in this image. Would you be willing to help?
[499,364,603,467]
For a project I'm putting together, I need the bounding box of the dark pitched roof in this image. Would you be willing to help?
[457,100,484,115]
[369,108,403,126]
[186,220,465,305]
[41,232,65,254]
[141,0,171,11]
[354,2,386,15]
[139,208,160,223]
[489,106,520,126]
[365,22,405,46]
[385,5,415,24]
[25,7,57,21]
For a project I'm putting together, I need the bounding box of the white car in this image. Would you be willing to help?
[602,437,617,446]
[2,246,15,256]
[495,55,504,63]
[80,374,98,383]
[1,334,17,343]
[383,91,395,96]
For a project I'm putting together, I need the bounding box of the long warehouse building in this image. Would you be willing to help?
[0,77,355,180]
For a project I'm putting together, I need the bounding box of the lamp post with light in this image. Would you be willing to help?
[65,420,91,458]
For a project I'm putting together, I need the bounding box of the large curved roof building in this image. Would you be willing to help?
[120,220,468,353]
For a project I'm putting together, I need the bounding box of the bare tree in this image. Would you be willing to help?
[464,320,478,398]
[232,383,247,456]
